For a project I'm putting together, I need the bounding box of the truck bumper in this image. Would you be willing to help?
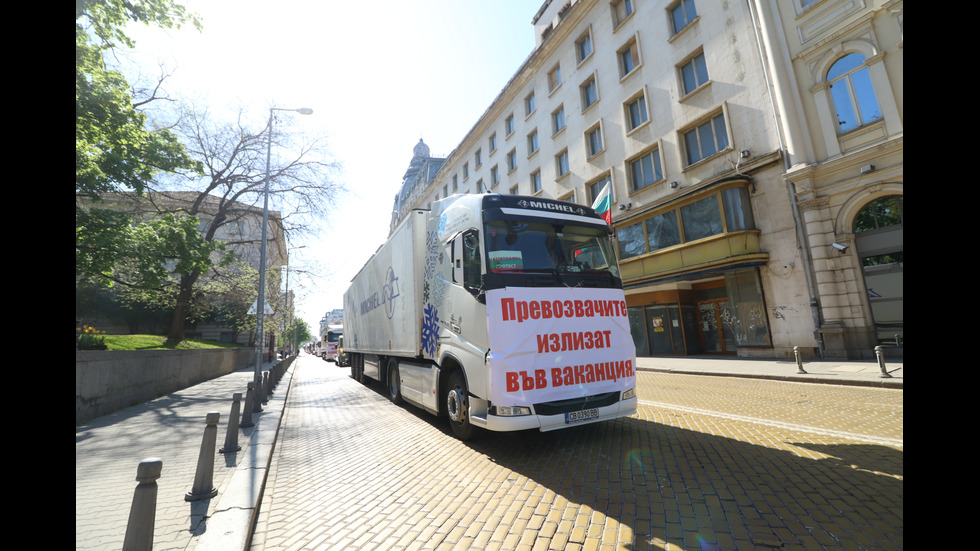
[476,396,638,432]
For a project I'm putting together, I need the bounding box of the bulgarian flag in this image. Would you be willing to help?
[591,181,612,224]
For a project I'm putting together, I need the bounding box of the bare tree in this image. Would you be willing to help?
[144,104,344,344]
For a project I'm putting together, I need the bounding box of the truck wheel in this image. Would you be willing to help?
[387,359,403,404]
[446,370,477,440]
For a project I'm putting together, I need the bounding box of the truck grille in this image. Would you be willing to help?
[532,391,620,415]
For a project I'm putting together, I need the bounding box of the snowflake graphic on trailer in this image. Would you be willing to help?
[421,303,439,356]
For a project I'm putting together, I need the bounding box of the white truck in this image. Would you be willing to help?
[343,194,637,439]
[321,324,343,362]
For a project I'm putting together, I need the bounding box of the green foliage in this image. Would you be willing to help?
[76,208,230,290]
[76,325,106,348]
[285,318,314,345]
[101,334,243,350]
[75,0,202,198]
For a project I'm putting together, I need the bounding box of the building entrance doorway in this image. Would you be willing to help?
[695,298,736,354]
[628,303,700,356]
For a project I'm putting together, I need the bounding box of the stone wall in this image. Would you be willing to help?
[76,348,255,423]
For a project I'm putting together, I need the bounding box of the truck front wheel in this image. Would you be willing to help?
[446,370,477,440]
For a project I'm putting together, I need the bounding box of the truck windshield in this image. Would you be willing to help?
[483,220,620,280]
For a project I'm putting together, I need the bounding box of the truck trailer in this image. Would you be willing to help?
[343,193,637,439]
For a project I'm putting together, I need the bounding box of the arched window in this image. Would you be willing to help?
[828,53,882,133]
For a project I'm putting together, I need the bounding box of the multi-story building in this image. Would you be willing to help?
[389,0,902,360]
[760,0,903,358]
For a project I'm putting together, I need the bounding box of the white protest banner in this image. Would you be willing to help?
[486,287,636,407]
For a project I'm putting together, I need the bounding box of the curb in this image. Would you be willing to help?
[635,366,903,389]
[192,362,295,551]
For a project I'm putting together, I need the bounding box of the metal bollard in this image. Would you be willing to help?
[794,346,807,374]
[240,382,256,428]
[185,412,220,501]
[122,458,163,551]
[220,393,243,453]
[252,375,264,413]
[258,371,268,405]
[261,372,270,404]
[266,369,274,397]
[875,346,892,378]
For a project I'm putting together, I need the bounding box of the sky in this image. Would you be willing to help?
[120,0,540,336]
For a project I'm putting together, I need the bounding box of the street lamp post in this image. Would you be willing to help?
[284,244,306,357]
[255,106,313,394]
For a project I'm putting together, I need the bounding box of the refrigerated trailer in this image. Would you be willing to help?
[343,193,637,439]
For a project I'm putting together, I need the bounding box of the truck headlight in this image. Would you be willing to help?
[495,405,531,416]
[622,387,636,400]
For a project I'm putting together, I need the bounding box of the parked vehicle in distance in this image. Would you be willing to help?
[321,325,343,362]
[336,335,349,367]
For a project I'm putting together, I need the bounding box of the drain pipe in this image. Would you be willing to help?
[788,180,825,359]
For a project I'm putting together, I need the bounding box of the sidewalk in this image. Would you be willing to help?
[635,353,903,389]
[75,352,901,550]
[76,357,295,551]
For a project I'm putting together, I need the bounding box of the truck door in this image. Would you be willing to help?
[444,229,490,398]
[452,229,482,294]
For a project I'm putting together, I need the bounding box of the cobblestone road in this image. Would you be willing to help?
[250,355,902,550]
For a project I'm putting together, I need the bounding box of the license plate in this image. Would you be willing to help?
[565,408,599,424]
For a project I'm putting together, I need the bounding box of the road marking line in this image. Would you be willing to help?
[638,400,903,448]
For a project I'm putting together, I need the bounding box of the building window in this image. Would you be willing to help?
[507,149,517,172]
[452,174,458,189]
[615,184,754,260]
[491,165,499,187]
[612,0,633,28]
[586,124,604,158]
[463,162,469,180]
[581,76,598,111]
[680,51,709,95]
[625,92,648,131]
[588,174,612,205]
[724,268,771,347]
[527,129,539,156]
[680,195,724,241]
[509,184,519,195]
[854,195,903,232]
[552,105,566,135]
[474,148,482,167]
[619,38,640,78]
[629,149,663,191]
[682,112,729,166]
[531,170,542,193]
[828,53,882,133]
[576,30,593,64]
[644,211,682,252]
[616,222,645,259]
[555,149,569,178]
[548,64,562,92]
[525,91,536,117]
[722,187,754,231]
[489,133,497,152]
[506,115,515,136]
[475,179,483,193]
[670,0,698,35]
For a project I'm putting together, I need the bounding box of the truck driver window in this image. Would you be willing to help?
[462,230,482,289]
